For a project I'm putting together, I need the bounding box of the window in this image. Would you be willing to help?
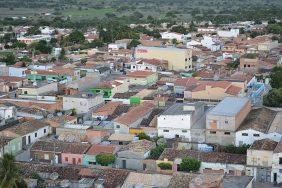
[210,131,216,134]
[279,158,282,165]
[163,130,169,132]
[224,132,231,135]
[78,158,81,163]
[65,157,68,162]
[143,164,147,170]
[24,91,27,94]
[35,133,37,138]
[242,133,248,136]
[116,125,120,128]
[44,154,49,160]
[182,130,187,133]
[225,120,228,124]
[253,134,260,137]
[44,129,47,134]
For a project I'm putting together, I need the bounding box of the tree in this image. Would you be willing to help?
[270,67,282,89]
[128,39,140,49]
[223,144,249,154]
[67,30,85,44]
[263,88,282,108]
[29,40,52,54]
[96,154,115,166]
[26,26,41,35]
[158,162,172,170]
[171,38,178,45]
[138,132,150,141]
[171,25,188,34]
[1,53,16,65]
[81,58,87,64]
[11,41,26,49]
[20,56,32,63]
[179,157,201,172]
[0,153,27,188]
[149,144,166,159]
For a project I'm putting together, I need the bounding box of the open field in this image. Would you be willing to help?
[0,0,281,22]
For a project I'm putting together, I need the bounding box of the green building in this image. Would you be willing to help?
[0,136,22,157]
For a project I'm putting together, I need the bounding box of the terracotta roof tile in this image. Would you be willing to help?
[114,102,155,126]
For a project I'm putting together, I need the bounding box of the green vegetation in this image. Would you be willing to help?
[242,53,258,59]
[0,153,27,188]
[263,88,282,108]
[149,144,167,160]
[0,0,281,25]
[138,132,151,141]
[223,145,250,155]
[263,67,282,108]
[0,53,16,65]
[29,40,52,54]
[96,154,115,166]
[179,157,201,172]
[269,67,282,89]
[158,162,172,170]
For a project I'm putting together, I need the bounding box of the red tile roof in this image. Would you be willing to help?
[86,144,116,155]
[126,71,155,78]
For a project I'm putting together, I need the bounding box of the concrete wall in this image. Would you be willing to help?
[135,46,192,71]
[63,95,103,114]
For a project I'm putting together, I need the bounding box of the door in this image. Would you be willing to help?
[28,136,31,144]
[274,173,277,183]
[122,160,126,169]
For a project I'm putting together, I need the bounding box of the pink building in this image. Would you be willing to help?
[61,143,90,165]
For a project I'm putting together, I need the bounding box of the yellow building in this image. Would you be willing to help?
[135,46,192,71]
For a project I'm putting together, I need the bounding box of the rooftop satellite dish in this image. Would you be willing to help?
[49,172,59,180]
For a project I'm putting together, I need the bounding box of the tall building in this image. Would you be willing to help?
[135,46,192,71]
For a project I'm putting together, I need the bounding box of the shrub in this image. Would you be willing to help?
[96,154,115,166]
[179,157,201,172]
[158,162,172,170]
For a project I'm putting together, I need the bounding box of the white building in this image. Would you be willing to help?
[0,120,49,146]
[217,29,240,38]
[108,43,127,51]
[28,63,53,71]
[272,141,282,184]
[17,35,51,45]
[40,27,55,35]
[8,67,27,78]
[0,105,16,120]
[201,36,221,51]
[160,32,186,42]
[62,92,103,114]
[157,102,205,140]
[130,59,168,72]
[235,108,282,146]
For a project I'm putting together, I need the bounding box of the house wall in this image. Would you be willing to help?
[240,58,259,69]
[31,151,61,163]
[0,106,15,119]
[272,152,282,183]
[61,153,84,165]
[235,129,282,146]
[135,46,192,71]
[19,82,58,96]
[62,95,103,114]
[0,137,22,157]
[157,115,192,139]
[23,126,49,145]
[247,149,273,167]
[117,150,148,170]
[9,67,27,77]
